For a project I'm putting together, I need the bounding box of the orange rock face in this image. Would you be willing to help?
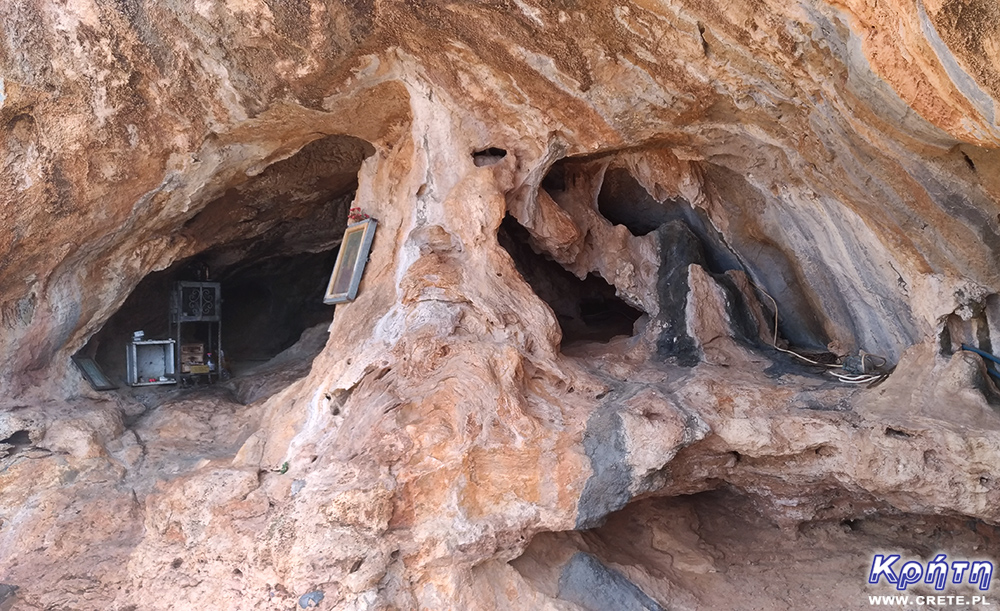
[2,1,1000,609]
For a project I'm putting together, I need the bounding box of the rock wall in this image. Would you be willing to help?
[2,1,1000,609]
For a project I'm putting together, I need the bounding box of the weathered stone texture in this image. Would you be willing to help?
[2,0,1000,609]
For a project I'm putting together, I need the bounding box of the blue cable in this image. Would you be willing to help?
[960,344,1000,380]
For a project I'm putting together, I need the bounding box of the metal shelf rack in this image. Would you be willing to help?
[170,281,222,385]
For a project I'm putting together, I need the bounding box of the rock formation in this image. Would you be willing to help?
[2,0,1000,609]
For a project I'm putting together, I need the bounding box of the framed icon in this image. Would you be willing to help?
[72,355,118,390]
[324,218,377,305]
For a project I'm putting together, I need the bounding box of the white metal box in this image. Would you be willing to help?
[127,339,177,386]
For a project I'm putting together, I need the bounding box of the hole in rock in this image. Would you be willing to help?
[541,159,567,193]
[77,134,374,397]
[0,430,31,448]
[596,168,742,271]
[884,427,912,439]
[962,151,977,172]
[940,296,999,357]
[597,167,675,237]
[511,487,1000,610]
[497,215,643,347]
[218,251,340,367]
[473,147,507,167]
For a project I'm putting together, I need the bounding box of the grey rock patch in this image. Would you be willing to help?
[0,584,19,611]
[575,395,632,530]
[298,589,324,608]
[557,552,665,611]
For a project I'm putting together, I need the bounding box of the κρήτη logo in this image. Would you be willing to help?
[869,554,993,591]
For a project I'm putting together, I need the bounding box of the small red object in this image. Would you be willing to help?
[348,207,370,223]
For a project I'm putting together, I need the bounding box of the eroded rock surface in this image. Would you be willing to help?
[3,0,1000,609]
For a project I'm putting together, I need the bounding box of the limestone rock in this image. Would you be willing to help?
[2,0,1000,609]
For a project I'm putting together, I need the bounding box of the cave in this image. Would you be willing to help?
[597,167,673,237]
[511,487,1000,610]
[496,215,643,347]
[597,167,742,274]
[9,1,1000,608]
[76,134,374,393]
[80,247,341,387]
[0,430,31,459]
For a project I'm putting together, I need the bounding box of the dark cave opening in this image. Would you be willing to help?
[597,167,673,236]
[473,147,508,167]
[75,133,374,392]
[510,487,1000,610]
[0,430,31,449]
[541,159,567,192]
[597,167,741,274]
[218,250,340,364]
[497,215,643,347]
[0,429,31,459]
[80,247,341,388]
[539,156,844,366]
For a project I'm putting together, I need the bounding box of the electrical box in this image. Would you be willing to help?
[127,339,177,386]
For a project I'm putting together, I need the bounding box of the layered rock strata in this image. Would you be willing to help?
[2,0,1000,609]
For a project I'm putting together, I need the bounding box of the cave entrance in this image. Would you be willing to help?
[510,487,1000,609]
[597,166,741,274]
[497,215,643,348]
[82,248,341,387]
[76,134,374,397]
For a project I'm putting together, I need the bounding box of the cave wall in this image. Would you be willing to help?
[3,1,1000,394]
[2,0,1000,609]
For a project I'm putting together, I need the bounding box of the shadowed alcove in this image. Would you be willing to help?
[76,133,375,395]
[497,215,643,347]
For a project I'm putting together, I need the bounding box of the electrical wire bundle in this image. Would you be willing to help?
[754,285,892,386]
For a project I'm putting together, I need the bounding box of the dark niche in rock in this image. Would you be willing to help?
[597,167,741,273]
[541,159,567,193]
[597,167,677,237]
[0,430,32,458]
[218,250,339,365]
[74,134,374,394]
[79,241,339,390]
[497,215,643,347]
[473,147,507,167]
